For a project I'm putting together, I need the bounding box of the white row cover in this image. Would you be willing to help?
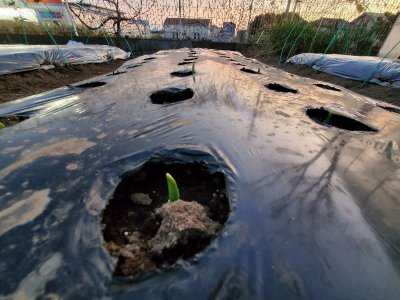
[0,41,130,75]
[288,53,400,89]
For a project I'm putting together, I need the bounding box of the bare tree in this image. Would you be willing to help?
[69,0,156,37]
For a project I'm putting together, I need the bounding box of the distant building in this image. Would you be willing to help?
[210,24,220,41]
[351,12,386,29]
[164,18,211,40]
[378,14,400,59]
[126,19,150,38]
[237,30,248,44]
[219,22,236,42]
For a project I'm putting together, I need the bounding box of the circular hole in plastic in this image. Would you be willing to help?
[76,81,107,88]
[150,87,194,104]
[107,70,127,76]
[178,61,193,66]
[240,67,262,74]
[126,65,142,69]
[0,115,29,128]
[377,105,400,114]
[314,83,341,92]
[170,70,194,77]
[306,107,377,132]
[265,83,298,94]
[102,159,230,278]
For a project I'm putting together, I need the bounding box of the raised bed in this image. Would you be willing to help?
[0,48,399,300]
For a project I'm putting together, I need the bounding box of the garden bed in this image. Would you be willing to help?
[0,48,399,299]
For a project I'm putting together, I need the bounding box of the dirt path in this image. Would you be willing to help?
[257,56,400,107]
[0,59,127,104]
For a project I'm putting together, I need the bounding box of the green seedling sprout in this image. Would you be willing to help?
[166,173,180,202]
[257,68,261,74]
[192,61,196,74]
[324,111,333,125]
[0,122,5,129]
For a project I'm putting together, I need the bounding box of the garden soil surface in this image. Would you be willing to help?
[0,59,127,103]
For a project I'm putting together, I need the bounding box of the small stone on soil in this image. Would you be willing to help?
[130,193,152,206]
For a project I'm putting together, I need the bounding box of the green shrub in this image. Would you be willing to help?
[248,15,395,59]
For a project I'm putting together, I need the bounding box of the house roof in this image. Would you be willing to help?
[223,22,236,27]
[164,18,211,27]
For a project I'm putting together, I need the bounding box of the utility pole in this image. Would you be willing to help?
[178,0,183,40]
[292,0,302,16]
[292,0,297,14]
[247,0,254,33]
[285,0,292,19]
[64,0,79,36]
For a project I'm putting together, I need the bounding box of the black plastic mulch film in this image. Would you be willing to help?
[0,49,399,299]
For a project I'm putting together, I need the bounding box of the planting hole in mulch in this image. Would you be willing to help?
[377,105,400,114]
[178,61,193,65]
[240,67,262,74]
[101,160,230,278]
[75,81,107,88]
[107,70,127,76]
[306,107,377,132]
[314,83,341,92]
[0,115,29,128]
[170,70,194,77]
[265,83,298,94]
[127,65,142,69]
[150,87,194,104]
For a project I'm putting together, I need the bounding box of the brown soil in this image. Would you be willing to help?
[0,59,127,104]
[101,161,229,278]
[256,56,400,107]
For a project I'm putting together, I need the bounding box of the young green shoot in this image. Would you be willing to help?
[192,61,196,74]
[166,173,180,202]
[257,68,261,74]
[0,122,5,129]
[324,111,333,125]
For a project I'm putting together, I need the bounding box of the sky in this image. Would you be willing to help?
[0,0,399,29]
[127,0,400,28]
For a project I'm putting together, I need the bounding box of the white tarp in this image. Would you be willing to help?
[288,53,400,89]
[378,15,400,60]
[0,42,130,75]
